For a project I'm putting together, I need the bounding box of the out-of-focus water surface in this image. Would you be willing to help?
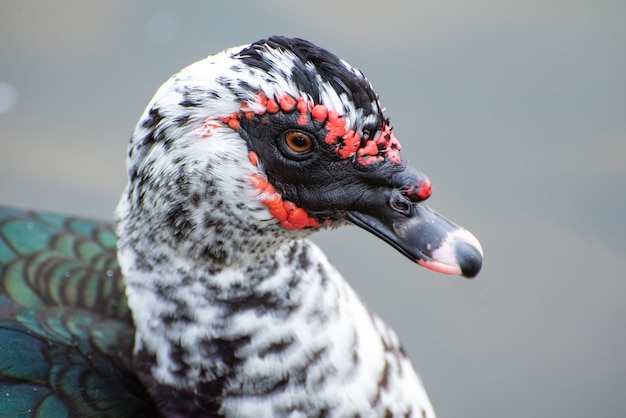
[1,1,625,417]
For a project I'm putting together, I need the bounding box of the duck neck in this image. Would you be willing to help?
[118,234,319,387]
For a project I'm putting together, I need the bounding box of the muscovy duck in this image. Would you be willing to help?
[0,36,482,417]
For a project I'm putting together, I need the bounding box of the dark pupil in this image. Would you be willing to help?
[293,135,308,147]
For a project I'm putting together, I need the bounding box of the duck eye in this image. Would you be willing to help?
[285,131,313,153]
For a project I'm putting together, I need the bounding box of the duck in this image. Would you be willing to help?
[0,36,482,417]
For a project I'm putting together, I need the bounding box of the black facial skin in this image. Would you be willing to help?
[237,109,427,220]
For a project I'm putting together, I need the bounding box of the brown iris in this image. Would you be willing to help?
[285,131,313,153]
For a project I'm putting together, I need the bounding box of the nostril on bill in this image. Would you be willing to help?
[389,190,412,215]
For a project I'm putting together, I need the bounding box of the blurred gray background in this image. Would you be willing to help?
[1,1,625,417]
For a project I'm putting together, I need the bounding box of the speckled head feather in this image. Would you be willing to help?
[235,36,383,121]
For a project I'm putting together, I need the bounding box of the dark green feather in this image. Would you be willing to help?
[0,207,158,417]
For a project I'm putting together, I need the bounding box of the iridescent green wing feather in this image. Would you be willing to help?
[0,207,129,320]
[0,207,158,417]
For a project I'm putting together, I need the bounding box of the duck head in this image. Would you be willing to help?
[118,36,482,278]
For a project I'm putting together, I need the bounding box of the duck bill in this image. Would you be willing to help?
[345,204,483,278]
